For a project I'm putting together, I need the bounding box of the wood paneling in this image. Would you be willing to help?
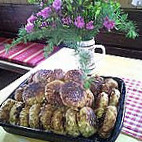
[119,0,133,8]
[0,0,28,4]
[0,3,38,36]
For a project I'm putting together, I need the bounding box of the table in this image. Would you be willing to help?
[0,48,142,142]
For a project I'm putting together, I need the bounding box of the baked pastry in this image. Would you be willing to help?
[60,81,87,108]
[53,69,65,80]
[65,108,80,137]
[95,92,109,118]
[9,102,24,125]
[45,80,64,106]
[90,75,104,97]
[64,70,83,85]
[99,106,117,138]
[19,106,30,127]
[14,84,27,101]
[102,78,118,95]
[51,107,66,135]
[0,99,16,122]
[39,104,55,130]
[22,82,45,106]
[29,104,41,128]
[109,89,120,106]
[32,69,55,85]
[78,107,97,137]
[85,89,94,107]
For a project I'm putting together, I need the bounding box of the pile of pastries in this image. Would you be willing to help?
[0,69,120,138]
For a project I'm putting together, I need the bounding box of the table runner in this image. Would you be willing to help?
[0,37,60,67]
[122,78,142,140]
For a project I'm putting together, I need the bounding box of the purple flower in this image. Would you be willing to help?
[41,22,48,27]
[103,16,115,31]
[25,23,34,33]
[74,16,85,29]
[86,21,94,30]
[37,7,52,19]
[62,17,72,25]
[27,15,37,23]
[52,0,62,11]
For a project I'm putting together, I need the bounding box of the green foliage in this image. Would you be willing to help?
[28,0,41,4]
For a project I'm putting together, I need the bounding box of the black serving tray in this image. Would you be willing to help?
[0,77,126,142]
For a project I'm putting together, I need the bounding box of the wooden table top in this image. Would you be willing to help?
[0,48,141,142]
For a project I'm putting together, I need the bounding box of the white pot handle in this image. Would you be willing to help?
[93,44,106,63]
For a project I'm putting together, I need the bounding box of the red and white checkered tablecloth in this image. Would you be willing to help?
[122,78,142,140]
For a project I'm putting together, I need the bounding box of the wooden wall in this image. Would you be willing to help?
[0,0,28,4]
[0,0,140,8]
[119,0,133,8]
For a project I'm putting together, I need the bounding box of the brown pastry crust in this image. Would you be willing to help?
[14,84,27,101]
[29,104,41,128]
[51,107,66,135]
[102,78,118,95]
[99,106,117,138]
[109,89,120,106]
[53,69,65,80]
[64,70,83,85]
[45,80,64,106]
[39,104,56,130]
[19,106,30,127]
[22,82,45,106]
[85,89,94,107]
[77,107,97,137]
[32,69,55,85]
[95,92,109,118]
[9,102,24,125]
[60,81,87,108]
[90,75,104,97]
[65,108,80,137]
[0,99,16,122]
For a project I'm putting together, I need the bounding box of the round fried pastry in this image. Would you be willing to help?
[109,89,120,106]
[39,104,55,130]
[32,69,54,85]
[64,70,83,85]
[14,84,27,101]
[19,106,30,127]
[22,82,45,106]
[95,92,109,119]
[60,81,87,108]
[90,75,104,97]
[53,69,65,80]
[78,107,97,137]
[102,78,118,95]
[0,99,16,122]
[98,106,117,138]
[45,80,64,106]
[85,89,94,107]
[51,107,66,135]
[9,102,24,125]
[65,108,80,137]
[29,104,41,128]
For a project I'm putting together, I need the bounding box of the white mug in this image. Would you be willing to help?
[78,39,106,72]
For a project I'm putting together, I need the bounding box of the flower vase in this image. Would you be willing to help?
[78,38,106,73]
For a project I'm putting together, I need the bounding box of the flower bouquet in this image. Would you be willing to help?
[5,0,138,78]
